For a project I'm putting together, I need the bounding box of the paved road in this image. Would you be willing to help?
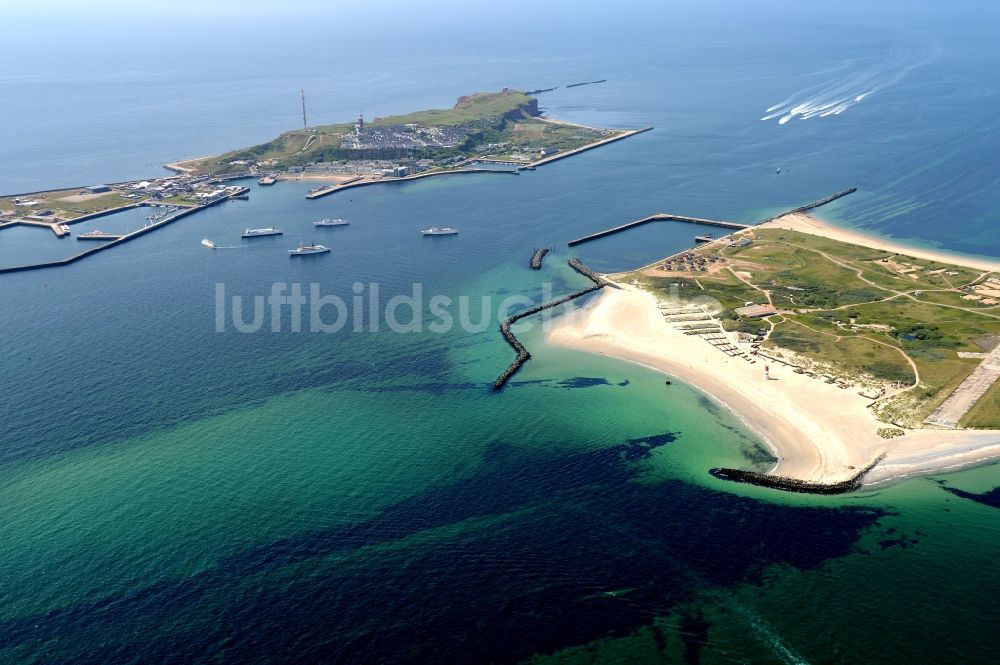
[925,345,1000,428]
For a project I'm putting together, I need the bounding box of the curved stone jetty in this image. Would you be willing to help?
[709,452,886,494]
[529,247,550,269]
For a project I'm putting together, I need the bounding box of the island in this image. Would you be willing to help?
[549,209,1000,490]
[0,89,649,272]
[166,88,650,197]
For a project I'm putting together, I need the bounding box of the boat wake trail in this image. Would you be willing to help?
[761,36,938,126]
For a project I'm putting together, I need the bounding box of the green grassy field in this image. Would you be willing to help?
[371,90,533,126]
[617,227,1000,427]
[961,380,1000,427]
[0,189,138,220]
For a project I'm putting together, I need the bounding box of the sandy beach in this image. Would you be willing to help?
[762,212,1000,272]
[548,282,1000,486]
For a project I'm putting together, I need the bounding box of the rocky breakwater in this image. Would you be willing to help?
[710,453,886,494]
[492,258,610,391]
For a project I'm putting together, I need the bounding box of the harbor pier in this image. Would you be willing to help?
[304,168,518,200]
[528,126,654,168]
[0,188,245,274]
[569,188,859,254]
[568,213,750,247]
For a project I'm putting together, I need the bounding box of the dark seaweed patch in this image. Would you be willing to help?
[680,609,711,665]
[937,481,1000,509]
[0,431,885,665]
[558,377,612,389]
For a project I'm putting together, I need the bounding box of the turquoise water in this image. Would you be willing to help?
[2,2,1000,663]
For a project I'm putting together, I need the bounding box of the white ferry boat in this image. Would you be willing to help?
[421,226,458,236]
[201,238,216,249]
[289,243,331,256]
[314,218,349,227]
[60,224,71,234]
[242,227,283,238]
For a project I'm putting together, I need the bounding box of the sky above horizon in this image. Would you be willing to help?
[5,0,977,20]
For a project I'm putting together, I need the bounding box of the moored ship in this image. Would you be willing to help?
[242,227,283,238]
[421,226,458,236]
[289,242,331,256]
[314,218,349,226]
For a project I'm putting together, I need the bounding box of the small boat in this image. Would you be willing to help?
[421,226,458,236]
[289,243,331,256]
[314,217,349,227]
[201,238,216,249]
[242,227,282,238]
[60,224,71,233]
[694,233,715,243]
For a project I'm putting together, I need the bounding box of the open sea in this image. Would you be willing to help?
[1,2,999,662]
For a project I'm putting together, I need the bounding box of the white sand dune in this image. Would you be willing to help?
[547,227,1000,485]
[761,213,1000,272]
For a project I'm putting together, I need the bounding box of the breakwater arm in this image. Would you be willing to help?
[568,213,748,247]
[709,452,886,494]
[0,189,242,275]
[304,168,518,199]
[493,258,608,391]
[524,86,558,95]
[567,188,856,249]
[527,126,653,169]
[758,188,857,224]
[529,247,550,269]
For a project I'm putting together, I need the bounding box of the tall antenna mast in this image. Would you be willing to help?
[301,89,308,130]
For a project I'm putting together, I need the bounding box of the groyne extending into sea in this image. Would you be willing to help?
[758,187,857,224]
[493,258,610,391]
[709,452,886,494]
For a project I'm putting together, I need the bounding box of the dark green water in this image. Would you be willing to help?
[3,3,1000,662]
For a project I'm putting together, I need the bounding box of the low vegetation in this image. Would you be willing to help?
[619,227,1000,427]
[0,188,139,222]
